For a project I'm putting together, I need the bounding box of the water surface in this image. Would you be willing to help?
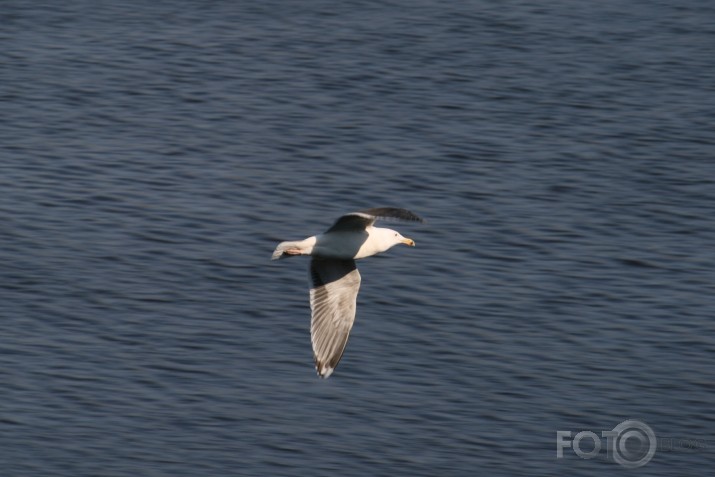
[1,1,714,475]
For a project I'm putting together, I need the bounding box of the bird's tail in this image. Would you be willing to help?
[272,240,302,260]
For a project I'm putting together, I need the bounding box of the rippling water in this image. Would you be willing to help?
[2,1,714,475]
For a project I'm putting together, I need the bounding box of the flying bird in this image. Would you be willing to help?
[272,207,423,378]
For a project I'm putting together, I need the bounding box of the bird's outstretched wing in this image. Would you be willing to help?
[325,207,423,233]
[309,258,361,378]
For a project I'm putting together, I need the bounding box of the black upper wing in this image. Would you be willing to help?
[325,207,423,233]
[358,207,423,223]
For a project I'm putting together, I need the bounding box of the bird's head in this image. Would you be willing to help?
[376,227,415,251]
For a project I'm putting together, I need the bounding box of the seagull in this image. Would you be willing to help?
[272,207,423,378]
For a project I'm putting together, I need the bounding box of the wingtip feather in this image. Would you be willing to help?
[316,363,335,378]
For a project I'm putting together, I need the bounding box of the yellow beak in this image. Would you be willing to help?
[401,238,415,247]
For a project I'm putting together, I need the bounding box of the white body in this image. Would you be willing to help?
[273,226,412,261]
[314,226,400,259]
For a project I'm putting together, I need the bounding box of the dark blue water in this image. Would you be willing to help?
[2,1,714,475]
